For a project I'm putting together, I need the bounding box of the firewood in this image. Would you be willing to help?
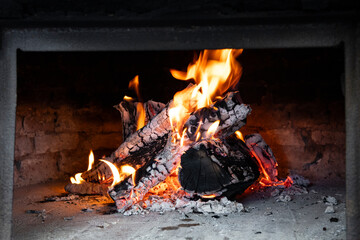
[108,92,252,211]
[179,137,259,198]
[244,133,278,181]
[81,102,172,182]
[109,135,191,212]
[64,182,108,195]
[115,99,165,140]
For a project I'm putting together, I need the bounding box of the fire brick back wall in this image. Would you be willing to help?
[14,49,345,187]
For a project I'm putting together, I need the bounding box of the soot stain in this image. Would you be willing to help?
[161,223,200,231]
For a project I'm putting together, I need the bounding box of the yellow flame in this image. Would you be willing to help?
[206,120,220,139]
[201,194,216,199]
[70,173,84,184]
[87,150,94,171]
[123,95,134,101]
[121,165,136,175]
[100,160,121,188]
[136,103,145,130]
[168,49,243,142]
[235,130,245,142]
[129,75,145,130]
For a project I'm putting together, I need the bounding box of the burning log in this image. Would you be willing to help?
[81,102,172,182]
[179,137,259,199]
[108,93,252,211]
[115,99,165,140]
[109,135,191,212]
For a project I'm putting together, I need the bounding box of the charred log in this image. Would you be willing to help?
[109,136,191,212]
[64,182,108,195]
[115,99,165,140]
[184,92,251,141]
[179,138,259,198]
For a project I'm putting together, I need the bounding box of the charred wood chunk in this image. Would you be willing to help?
[179,139,259,198]
[65,182,108,195]
[184,92,251,141]
[244,133,278,181]
[82,134,169,182]
[115,100,165,140]
[109,136,191,212]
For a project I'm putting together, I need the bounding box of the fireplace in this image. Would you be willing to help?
[0,2,359,239]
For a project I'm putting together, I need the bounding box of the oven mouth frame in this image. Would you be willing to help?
[0,22,359,239]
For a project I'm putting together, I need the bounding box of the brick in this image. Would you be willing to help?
[311,130,345,145]
[88,133,122,150]
[14,154,60,187]
[35,133,80,154]
[14,136,34,157]
[258,128,305,147]
[23,109,55,133]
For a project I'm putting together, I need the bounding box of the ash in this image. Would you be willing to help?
[123,195,244,216]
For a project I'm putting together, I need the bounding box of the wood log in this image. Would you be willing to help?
[64,182,108,195]
[109,135,191,212]
[114,99,165,140]
[244,133,278,181]
[108,92,252,211]
[81,102,172,182]
[179,137,259,198]
[184,92,251,141]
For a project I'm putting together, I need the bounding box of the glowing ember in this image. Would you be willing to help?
[100,160,121,188]
[201,194,217,199]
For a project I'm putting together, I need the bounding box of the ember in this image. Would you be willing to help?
[67,49,293,212]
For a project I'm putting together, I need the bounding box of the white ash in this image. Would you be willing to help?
[325,205,336,214]
[322,195,338,206]
[276,194,292,202]
[289,174,311,187]
[122,196,244,216]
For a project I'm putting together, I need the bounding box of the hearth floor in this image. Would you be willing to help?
[12,180,345,240]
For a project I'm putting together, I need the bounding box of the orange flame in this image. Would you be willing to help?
[235,130,245,142]
[123,95,134,101]
[87,150,94,171]
[201,194,217,199]
[206,120,220,139]
[70,173,84,184]
[100,160,121,188]
[129,75,146,130]
[169,49,243,142]
[70,150,94,184]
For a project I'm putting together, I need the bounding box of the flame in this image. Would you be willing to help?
[87,150,94,171]
[70,173,84,184]
[129,75,145,130]
[100,160,121,188]
[123,95,134,101]
[201,194,217,199]
[206,120,220,139]
[235,130,245,142]
[121,165,136,175]
[169,49,243,142]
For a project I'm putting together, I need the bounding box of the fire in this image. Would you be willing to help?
[129,75,145,130]
[201,194,217,199]
[169,49,243,142]
[100,160,121,188]
[206,120,220,139]
[70,173,84,184]
[235,130,245,142]
[70,150,95,184]
[123,95,134,101]
[121,165,136,175]
[87,150,94,171]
